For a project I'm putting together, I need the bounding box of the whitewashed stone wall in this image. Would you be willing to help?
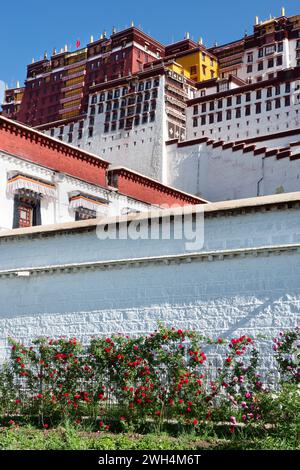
[0,201,299,366]
[166,141,300,201]
[45,76,168,182]
[186,78,300,143]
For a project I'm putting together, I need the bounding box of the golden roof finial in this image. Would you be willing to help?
[281,6,285,16]
[131,20,134,27]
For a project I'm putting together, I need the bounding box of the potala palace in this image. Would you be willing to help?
[3,8,300,201]
[0,9,299,363]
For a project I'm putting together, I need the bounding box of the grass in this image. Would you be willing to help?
[0,426,298,450]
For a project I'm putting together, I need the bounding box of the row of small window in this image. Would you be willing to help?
[101,139,154,153]
[90,91,158,114]
[246,56,283,73]
[252,39,300,63]
[196,122,295,140]
[49,111,156,139]
[89,52,127,70]
[190,65,215,78]
[29,74,63,88]
[246,40,300,63]
[252,42,284,61]
[50,120,84,137]
[91,79,160,104]
[193,83,292,114]
[57,128,86,141]
[55,115,156,140]
[103,102,157,121]
[104,113,156,132]
[193,97,292,126]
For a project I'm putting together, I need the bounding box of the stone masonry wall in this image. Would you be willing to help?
[0,202,299,368]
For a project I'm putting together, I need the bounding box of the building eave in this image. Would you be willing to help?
[1,191,299,241]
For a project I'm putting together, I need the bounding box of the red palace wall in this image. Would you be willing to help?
[0,117,109,187]
[109,169,205,206]
[13,27,166,128]
[0,117,206,207]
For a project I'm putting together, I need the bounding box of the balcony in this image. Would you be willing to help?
[61,82,85,93]
[62,70,86,81]
[165,84,187,98]
[165,95,186,109]
[64,59,87,72]
[166,106,186,120]
[219,53,243,65]
[59,104,81,115]
[60,93,83,104]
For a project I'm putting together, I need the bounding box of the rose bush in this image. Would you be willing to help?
[0,325,298,435]
[273,327,300,384]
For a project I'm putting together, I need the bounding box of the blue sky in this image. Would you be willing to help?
[0,0,299,89]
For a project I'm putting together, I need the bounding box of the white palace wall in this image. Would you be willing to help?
[0,194,299,365]
[166,140,300,201]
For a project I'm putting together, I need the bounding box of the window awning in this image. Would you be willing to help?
[7,175,57,201]
[69,195,108,215]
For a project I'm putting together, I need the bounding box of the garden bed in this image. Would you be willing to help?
[0,325,298,450]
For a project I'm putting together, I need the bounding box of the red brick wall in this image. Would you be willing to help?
[0,120,108,187]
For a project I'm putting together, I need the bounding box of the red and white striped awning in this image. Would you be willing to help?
[7,174,57,200]
[69,195,108,215]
